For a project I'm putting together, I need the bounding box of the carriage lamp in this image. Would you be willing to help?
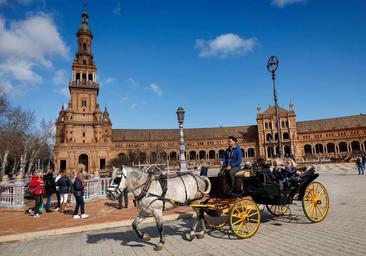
[267,56,283,159]
[176,107,187,171]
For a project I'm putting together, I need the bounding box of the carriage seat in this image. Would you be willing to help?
[233,170,254,192]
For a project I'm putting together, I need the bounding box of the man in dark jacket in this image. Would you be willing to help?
[117,189,128,209]
[218,136,243,192]
[43,168,56,213]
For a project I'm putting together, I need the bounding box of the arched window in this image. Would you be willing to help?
[284,145,291,157]
[327,143,335,153]
[315,144,324,154]
[339,142,348,152]
[269,122,272,129]
[139,152,147,163]
[218,150,225,160]
[275,133,279,140]
[266,133,273,142]
[76,73,80,83]
[351,141,360,152]
[199,150,206,160]
[169,151,177,161]
[159,152,167,160]
[248,148,255,158]
[209,150,216,160]
[283,132,289,140]
[83,42,87,51]
[240,149,245,158]
[267,146,274,158]
[265,123,268,129]
[286,121,289,128]
[281,121,285,128]
[304,144,312,155]
[150,152,157,163]
[189,151,197,160]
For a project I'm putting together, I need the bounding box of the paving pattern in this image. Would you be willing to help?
[1,163,365,256]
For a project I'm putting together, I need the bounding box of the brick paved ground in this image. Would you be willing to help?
[1,163,366,256]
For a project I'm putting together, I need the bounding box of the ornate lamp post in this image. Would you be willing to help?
[267,56,283,159]
[177,107,187,171]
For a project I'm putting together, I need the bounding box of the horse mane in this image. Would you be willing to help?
[125,166,147,190]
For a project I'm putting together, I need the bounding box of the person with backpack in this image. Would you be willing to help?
[72,172,88,219]
[28,170,45,218]
[43,168,56,213]
[56,171,72,213]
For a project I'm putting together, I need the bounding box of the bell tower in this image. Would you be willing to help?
[54,7,112,174]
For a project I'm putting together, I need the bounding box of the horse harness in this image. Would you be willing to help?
[137,172,204,210]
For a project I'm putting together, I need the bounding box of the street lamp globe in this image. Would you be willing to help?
[267,56,279,73]
[176,107,185,125]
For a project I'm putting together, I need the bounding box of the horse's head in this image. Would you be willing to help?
[106,166,128,201]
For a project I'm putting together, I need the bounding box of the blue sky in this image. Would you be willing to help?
[0,0,365,129]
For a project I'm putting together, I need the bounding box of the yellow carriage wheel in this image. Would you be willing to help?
[266,204,289,217]
[229,199,260,239]
[302,181,329,223]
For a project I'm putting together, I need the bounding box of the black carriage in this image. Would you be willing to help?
[190,164,329,238]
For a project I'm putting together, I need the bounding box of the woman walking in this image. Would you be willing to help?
[72,172,88,219]
[28,170,45,218]
[56,171,72,213]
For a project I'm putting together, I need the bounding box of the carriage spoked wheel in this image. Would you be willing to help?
[302,181,329,223]
[265,204,290,217]
[203,205,230,229]
[229,199,260,238]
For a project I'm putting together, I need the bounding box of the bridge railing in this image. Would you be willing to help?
[0,177,112,209]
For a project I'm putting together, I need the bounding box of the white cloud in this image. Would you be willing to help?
[0,13,69,95]
[113,1,121,16]
[53,69,68,85]
[196,33,257,58]
[105,77,115,84]
[149,83,162,96]
[56,86,69,97]
[127,78,138,88]
[271,0,306,8]
[0,59,42,83]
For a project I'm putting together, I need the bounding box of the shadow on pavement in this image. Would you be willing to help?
[86,217,195,247]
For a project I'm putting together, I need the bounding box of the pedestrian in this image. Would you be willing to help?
[56,170,72,212]
[117,188,129,209]
[199,158,208,176]
[356,155,364,175]
[43,168,56,212]
[72,172,88,219]
[54,170,62,211]
[27,170,45,218]
[362,154,366,175]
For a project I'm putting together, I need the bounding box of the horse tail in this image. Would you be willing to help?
[199,176,211,195]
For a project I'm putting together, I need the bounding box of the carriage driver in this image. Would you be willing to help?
[218,136,243,193]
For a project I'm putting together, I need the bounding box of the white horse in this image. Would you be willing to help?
[107,166,211,251]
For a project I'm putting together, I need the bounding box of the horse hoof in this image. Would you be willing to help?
[189,231,196,241]
[196,234,205,239]
[154,244,163,251]
[142,234,151,241]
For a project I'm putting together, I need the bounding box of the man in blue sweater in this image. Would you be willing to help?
[218,136,243,193]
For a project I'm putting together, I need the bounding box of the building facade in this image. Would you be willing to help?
[54,10,366,173]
